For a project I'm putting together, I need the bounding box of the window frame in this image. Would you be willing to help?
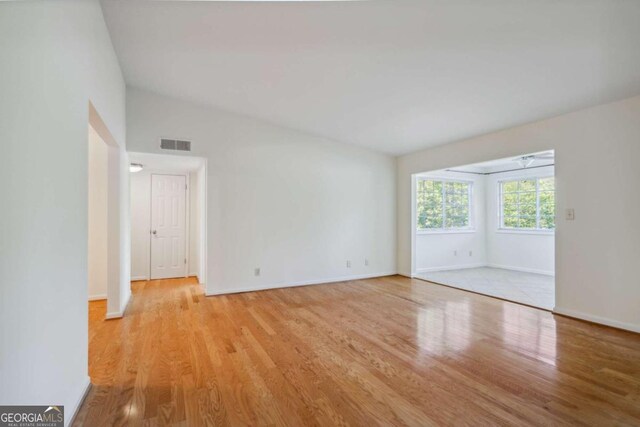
[498,175,555,233]
[416,177,475,234]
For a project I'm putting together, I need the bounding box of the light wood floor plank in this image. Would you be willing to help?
[75,276,640,426]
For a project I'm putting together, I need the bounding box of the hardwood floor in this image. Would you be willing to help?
[75,276,640,426]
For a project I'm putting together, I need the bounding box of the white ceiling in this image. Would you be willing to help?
[102,0,640,155]
[446,150,554,174]
[417,150,554,175]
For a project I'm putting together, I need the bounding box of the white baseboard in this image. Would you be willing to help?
[88,294,107,301]
[415,263,486,274]
[105,290,132,320]
[206,272,397,296]
[487,263,554,276]
[553,307,640,334]
[105,311,122,319]
[132,275,202,282]
[415,263,555,277]
[67,376,91,427]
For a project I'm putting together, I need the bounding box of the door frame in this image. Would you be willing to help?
[149,172,190,280]
[128,151,208,289]
[88,102,130,319]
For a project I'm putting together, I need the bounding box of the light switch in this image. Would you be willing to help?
[565,208,575,221]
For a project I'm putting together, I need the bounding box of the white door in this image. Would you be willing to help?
[150,174,187,279]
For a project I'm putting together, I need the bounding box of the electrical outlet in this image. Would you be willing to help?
[254,267,260,277]
[364,258,369,266]
[346,260,351,268]
[565,208,575,221]
[454,250,457,256]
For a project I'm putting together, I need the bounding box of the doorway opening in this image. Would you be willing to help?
[87,103,127,320]
[411,150,555,310]
[129,152,207,286]
[88,124,109,302]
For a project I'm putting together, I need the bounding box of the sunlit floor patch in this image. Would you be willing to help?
[416,267,554,310]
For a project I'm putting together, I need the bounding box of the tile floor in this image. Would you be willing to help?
[416,267,555,310]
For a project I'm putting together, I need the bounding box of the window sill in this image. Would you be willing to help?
[496,229,554,236]
[417,229,476,235]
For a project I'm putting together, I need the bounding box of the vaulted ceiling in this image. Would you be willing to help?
[101,0,640,155]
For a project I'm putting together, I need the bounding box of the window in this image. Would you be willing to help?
[500,177,555,231]
[416,178,472,231]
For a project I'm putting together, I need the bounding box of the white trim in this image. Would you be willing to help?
[416,175,476,183]
[105,311,123,319]
[495,229,554,236]
[185,174,190,278]
[486,263,555,276]
[206,272,397,296]
[66,376,91,427]
[410,174,417,277]
[130,276,148,281]
[417,228,476,235]
[414,263,555,276]
[88,294,107,301]
[415,263,486,274]
[553,306,640,334]
[129,157,207,288]
[105,288,132,319]
[198,162,208,286]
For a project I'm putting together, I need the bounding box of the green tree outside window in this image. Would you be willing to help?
[417,179,472,230]
[500,177,555,230]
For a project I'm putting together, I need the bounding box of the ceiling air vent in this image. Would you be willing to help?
[176,140,191,151]
[160,138,176,150]
[160,138,191,152]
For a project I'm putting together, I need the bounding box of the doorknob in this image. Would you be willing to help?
[152,230,157,235]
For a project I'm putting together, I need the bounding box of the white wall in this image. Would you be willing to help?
[189,172,200,277]
[415,171,487,272]
[130,169,201,280]
[126,88,397,295]
[88,125,109,299]
[486,165,555,275]
[0,0,127,421]
[196,165,207,283]
[398,94,640,332]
